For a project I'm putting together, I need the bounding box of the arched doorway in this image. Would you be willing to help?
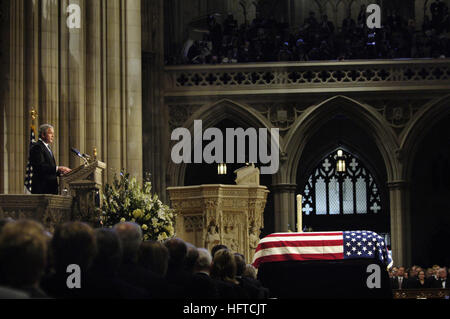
[296,114,390,235]
[410,113,450,267]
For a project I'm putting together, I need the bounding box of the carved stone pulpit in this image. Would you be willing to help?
[59,160,106,225]
[167,167,268,263]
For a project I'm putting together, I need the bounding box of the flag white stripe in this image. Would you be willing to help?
[259,235,342,244]
[254,245,344,260]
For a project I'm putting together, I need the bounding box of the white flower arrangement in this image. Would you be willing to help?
[101,171,176,241]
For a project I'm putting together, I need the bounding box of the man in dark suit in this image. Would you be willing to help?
[30,124,71,194]
[114,222,172,298]
[433,268,449,289]
[190,248,219,299]
[391,266,409,289]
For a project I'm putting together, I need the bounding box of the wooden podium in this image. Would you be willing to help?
[59,159,106,225]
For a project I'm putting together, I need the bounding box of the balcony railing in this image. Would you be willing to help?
[164,59,450,97]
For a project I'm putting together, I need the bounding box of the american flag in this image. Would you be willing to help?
[252,230,393,269]
[24,126,37,193]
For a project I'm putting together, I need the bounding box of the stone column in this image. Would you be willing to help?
[84,0,102,164]
[67,0,86,169]
[0,0,10,193]
[142,0,167,201]
[123,0,143,182]
[388,180,411,267]
[272,183,297,232]
[105,0,122,181]
[39,0,61,158]
[6,0,26,194]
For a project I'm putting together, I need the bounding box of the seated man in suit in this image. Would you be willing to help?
[391,266,409,289]
[30,124,71,194]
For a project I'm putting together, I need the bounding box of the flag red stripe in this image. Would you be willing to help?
[253,252,344,268]
[255,239,343,253]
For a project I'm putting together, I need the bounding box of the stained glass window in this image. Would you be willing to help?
[302,149,382,216]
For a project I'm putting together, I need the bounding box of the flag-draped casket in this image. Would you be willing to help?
[252,231,393,298]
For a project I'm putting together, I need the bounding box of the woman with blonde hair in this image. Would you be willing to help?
[210,249,248,298]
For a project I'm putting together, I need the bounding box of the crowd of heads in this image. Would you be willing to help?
[1,216,449,298]
[173,1,450,65]
[0,218,268,299]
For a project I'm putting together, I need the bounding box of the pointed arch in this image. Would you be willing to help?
[284,95,399,185]
[167,99,281,186]
[400,94,450,181]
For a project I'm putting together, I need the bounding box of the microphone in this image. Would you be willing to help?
[71,147,89,165]
[71,147,83,158]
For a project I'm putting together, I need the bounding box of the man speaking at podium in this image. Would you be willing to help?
[29,124,71,194]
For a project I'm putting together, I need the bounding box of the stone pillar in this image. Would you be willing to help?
[67,0,86,169]
[0,0,10,193]
[388,180,411,267]
[123,0,143,182]
[272,183,297,232]
[40,0,61,157]
[105,0,122,181]
[6,0,26,194]
[142,0,167,201]
[84,0,102,164]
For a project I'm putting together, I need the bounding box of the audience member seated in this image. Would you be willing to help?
[114,222,170,298]
[408,270,433,289]
[190,248,219,299]
[435,267,449,289]
[41,221,97,298]
[391,266,409,289]
[243,263,258,280]
[164,237,193,298]
[0,220,49,298]
[234,252,269,299]
[184,242,199,274]
[89,228,149,298]
[138,240,169,277]
[211,244,228,258]
[210,248,249,299]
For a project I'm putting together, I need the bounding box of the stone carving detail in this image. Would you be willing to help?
[167,184,269,263]
[205,219,220,247]
[0,195,72,233]
[184,215,203,232]
[168,104,201,131]
[248,220,260,251]
[370,99,429,135]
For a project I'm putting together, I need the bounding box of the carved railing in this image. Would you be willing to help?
[164,59,450,96]
[393,288,450,299]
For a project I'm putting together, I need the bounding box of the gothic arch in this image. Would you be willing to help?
[167,99,280,186]
[400,94,450,181]
[283,95,400,185]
